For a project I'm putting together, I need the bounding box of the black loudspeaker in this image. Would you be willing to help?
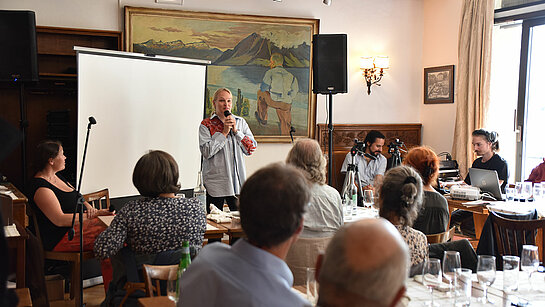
[312,34,347,94]
[0,10,38,82]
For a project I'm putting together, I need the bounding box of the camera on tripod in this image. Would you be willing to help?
[350,139,366,156]
[387,138,404,154]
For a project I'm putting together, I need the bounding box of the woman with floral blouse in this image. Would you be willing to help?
[94,150,206,259]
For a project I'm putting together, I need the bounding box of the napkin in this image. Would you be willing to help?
[207,204,232,223]
[413,274,451,292]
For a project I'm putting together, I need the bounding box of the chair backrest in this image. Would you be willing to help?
[490,210,545,259]
[83,188,110,210]
[142,264,178,297]
[426,226,456,244]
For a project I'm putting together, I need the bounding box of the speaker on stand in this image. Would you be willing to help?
[0,10,39,190]
[312,34,347,185]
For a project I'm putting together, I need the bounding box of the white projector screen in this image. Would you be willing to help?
[76,47,209,198]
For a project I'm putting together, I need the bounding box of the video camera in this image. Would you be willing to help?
[387,138,404,154]
[350,139,366,156]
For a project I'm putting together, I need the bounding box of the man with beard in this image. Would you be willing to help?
[341,130,387,192]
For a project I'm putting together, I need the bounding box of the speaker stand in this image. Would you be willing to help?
[327,92,333,185]
[18,82,29,190]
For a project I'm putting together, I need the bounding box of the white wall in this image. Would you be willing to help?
[3,0,430,176]
[421,0,462,153]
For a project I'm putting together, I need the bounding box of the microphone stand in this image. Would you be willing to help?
[289,126,296,143]
[68,116,96,307]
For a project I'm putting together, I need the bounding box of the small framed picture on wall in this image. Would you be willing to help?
[424,65,454,104]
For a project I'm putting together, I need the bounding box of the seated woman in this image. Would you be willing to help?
[285,139,343,285]
[28,140,113,252]
[379,165,427,275]
[403,146,449,235]
[94,150,206,259]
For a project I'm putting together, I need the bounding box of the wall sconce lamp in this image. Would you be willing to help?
[360,56,389,95]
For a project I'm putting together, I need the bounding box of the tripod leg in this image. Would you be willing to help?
[354,170,364,207]
[340,170,352,201]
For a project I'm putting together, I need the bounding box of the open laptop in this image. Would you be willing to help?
[468,168,504,201]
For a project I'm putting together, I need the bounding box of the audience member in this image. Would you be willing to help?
[94,150,206,259]
[28,140,112,252]
[340,130,386,191]
[316,218,408,307]
[285,138,343,284]
[526,158,545,183]
[403,146,449,235]
[452,129,508,236]
[379,165,427,275]
[178,163,311,307]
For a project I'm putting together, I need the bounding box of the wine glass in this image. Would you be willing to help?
[477,255,496,303]
[521,245,539,290]
[422,258,442,307]
[442,251,461,297]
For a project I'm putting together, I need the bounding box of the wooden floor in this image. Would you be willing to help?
[49,284,105,307]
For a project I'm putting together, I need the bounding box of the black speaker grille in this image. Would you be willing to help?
[0,10,38,82]
[312,34,347,94]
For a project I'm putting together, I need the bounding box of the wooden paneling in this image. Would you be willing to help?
[316,123,422,192]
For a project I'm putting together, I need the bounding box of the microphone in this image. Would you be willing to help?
[224,111,233,135]
[87,116,97,129]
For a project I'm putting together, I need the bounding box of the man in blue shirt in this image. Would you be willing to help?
[178,163,311,307]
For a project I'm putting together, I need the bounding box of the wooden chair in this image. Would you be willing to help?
[142,264,178,297]
[490,210,545,260]
[28,188,110,305]
[83,188,110,210]
[426,226,456,244]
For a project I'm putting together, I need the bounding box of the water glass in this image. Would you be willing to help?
[306,267,318,305]
[477,255,496,304]
[422,258,442,307]
[167,269,180,303]
[533,186,543,201]
[522,182,532,201]
[515,182,523,200]
[443,251,461,297]
[455,268,472,306]
[505,187,516,201]
[503,255,520,293]
[363,190,374,208]
[521,245,539,290]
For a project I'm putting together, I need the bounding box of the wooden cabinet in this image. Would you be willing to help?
[0,27,122,191]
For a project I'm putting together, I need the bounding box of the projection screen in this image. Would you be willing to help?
[76,47,209,198]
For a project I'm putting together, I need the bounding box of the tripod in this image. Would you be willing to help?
[340,152,364,206]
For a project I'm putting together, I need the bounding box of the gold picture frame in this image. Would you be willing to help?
[125,6,319,143]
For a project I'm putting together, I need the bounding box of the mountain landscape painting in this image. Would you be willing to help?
[125,7,319,142]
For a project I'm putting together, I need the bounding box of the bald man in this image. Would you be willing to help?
[316,218,409,307]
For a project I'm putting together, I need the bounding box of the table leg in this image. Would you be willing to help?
[16,238,25,288]
[473,213,488,240]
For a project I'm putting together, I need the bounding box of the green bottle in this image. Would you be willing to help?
[176,241,191,301]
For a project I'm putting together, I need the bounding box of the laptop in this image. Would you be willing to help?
[468,168,504,201]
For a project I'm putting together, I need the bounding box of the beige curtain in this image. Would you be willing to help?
[452,0,495,178]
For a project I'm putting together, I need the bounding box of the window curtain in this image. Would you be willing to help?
[452,0,495,178]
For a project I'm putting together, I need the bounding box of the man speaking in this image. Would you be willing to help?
[199,88,257,212]
[340,130,386,191]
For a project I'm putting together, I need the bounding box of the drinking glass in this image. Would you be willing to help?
[443,251,461,297]
[363,190,374,208]
[522,182,533,201]
[515,182,523,201]
[456,268,472,306]
[503,255,520,293]
[306,267,318,305]
[477,255,496,304]
[422,258,442,307]
[521,245,539,290]
[505,187,516,201]
[167,269,180,303]
[533,186,543,201]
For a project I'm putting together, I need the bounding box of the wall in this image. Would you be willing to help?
[2,0,427,176]
[421,0,463,154]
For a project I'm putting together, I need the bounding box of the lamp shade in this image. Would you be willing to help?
[374,56,389,69]
[360,57,374,69]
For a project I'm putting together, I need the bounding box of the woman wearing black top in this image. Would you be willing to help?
[28,140,112,251]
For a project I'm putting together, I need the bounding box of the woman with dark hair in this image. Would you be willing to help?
[378,165,427,273]
[403,146,449,235]
[94,150,206,259]
[28,140,112,252]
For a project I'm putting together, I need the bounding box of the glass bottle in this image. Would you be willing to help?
[176,241,191,300]
[194,171,206,213]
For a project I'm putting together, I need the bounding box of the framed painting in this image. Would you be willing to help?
[125,6,319,142]
[424,65,455,104]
